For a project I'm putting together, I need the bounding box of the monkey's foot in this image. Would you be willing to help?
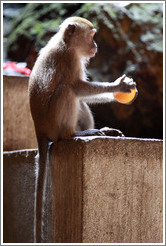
[74,129,106,137]
[100,127,124,137]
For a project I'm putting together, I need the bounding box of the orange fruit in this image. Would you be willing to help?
[113,88,138,104]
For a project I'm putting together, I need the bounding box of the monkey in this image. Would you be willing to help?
[28,16,136,242]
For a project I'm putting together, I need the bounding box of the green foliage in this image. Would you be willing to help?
[127,3,162,23]
[5,2,163,57]
[127,3,163,52]
[6,3,82,51]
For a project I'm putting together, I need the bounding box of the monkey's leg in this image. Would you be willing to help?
[77,101,94,131]
[75,101,106,136]
[75,102,124,137]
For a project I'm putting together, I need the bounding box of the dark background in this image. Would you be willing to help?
[3,2,163,139]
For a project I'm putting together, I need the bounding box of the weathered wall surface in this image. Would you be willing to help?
[3,149,37,243]
[3,137,163,243]
[81,137,163,243]
[3,75,37,150]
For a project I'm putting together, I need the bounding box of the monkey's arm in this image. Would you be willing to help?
[82,93,115,104]
[73,75,136,97]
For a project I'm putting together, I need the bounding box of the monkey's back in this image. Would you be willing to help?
[28,41,83,140]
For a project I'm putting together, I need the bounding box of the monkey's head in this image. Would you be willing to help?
[60,17,97,58]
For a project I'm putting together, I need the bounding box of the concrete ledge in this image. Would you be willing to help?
[3,149,37,243]
[3,137,163,243]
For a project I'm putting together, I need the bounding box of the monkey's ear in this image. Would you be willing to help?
[66,24,76,36]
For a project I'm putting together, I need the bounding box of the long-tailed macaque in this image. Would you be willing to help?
[29,16,136,242]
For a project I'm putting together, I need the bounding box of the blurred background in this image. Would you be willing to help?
[3,2,163,140]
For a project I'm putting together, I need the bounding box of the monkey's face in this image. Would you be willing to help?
[78,28,97,58]
[86,29,98,57]
[64,23,97,58]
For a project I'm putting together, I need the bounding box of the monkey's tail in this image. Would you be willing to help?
[34,137,52,243]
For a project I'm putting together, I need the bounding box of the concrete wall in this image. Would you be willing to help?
[3,137,163,243]
[3,75,37,150]
[3,149,37,243]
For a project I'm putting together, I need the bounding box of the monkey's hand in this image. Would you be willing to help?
[114,74,136,93]
[100,127,125,137]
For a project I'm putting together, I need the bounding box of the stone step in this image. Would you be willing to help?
[3,136,163,243]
